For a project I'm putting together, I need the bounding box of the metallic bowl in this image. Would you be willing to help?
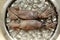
[0,0,60,40]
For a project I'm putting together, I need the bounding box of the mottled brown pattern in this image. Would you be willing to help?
[8,6,56,30]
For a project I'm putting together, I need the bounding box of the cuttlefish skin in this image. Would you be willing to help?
[7,6,56,30]
[9,20,42,30]
[20,20,42,30]
[8,7,54,20]
[8,7,38,20]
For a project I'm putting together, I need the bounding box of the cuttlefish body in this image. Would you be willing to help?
[8,7,38,20]
[9,20,42,30]
[8,6,53,20]
[8,6,56,30]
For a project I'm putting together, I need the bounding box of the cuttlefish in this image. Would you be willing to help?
[7,6,56,30]
[8,6,54,20]
[9,20,42,30]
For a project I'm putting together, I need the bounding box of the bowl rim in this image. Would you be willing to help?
[1,0,60,40]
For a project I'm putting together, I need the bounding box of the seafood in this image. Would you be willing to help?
[8,7,38,20]
[9,20,42,30]
[8,6,54,20]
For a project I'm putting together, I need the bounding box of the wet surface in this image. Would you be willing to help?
[0,0,59,39]
[5,0,58,40]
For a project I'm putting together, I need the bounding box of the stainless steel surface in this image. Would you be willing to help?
[0,1,60,40]
[6,0,58,40]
